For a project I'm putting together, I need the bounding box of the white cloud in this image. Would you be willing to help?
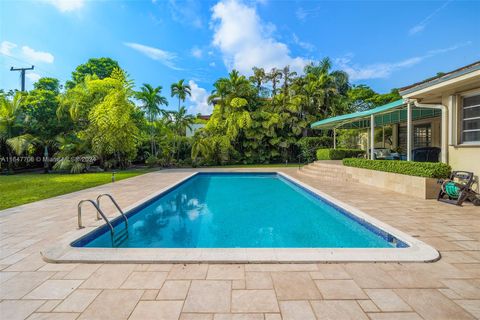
[43,0,85,12]
[21,46,54,63]
[0,41,17,56]
[186,80,211,115]
[168,0,203,28]
[209,62,216,67]
[336,41,471,81]
[292,33,315,52]
[191,46,203,58]
[409,1,450,35]
[124,42,181,70]
[26,72,42,83]
[295,5,321,21]
[211,0,309,75]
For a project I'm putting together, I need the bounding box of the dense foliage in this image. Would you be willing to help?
[1,56,400,173]
[316,148,365,160]
[342,158,451,178]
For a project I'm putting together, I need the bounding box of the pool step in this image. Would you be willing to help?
[297,161,359,183]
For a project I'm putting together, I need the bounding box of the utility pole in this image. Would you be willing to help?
[10,65,34,91]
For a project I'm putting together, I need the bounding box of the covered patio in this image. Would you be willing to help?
[311,99,446,162]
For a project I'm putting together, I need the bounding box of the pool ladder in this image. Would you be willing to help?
[77,194,129,246]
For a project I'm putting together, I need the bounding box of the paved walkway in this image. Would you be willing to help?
[0,168,479,320]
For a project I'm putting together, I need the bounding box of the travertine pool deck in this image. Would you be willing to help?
[1,168,479,319]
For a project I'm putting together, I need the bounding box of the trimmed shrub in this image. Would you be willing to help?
[316,148,365,160]
[145,155,158,167]
[297,137,333,162]
[342,158,451,179]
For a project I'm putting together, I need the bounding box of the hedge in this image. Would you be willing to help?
[342,158,451,179]
[316,148,365,160]
[297,137,333,162]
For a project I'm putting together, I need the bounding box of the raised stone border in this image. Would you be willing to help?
[41,171,440,263]
[343,166,440,199]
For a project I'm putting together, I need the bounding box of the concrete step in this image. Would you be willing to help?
[296,168,358,182]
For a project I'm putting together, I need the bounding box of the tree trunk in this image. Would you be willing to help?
[43,145,49,173]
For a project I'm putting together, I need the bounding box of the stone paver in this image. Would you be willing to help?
[183,280,231,313]
[0,168,479,319]
[120,271,168,289]
[279,300,316,320]
[231,289,279,313]
[364,288,412,312]
[271,271,322,300]
[310,300,368,320]
[129,300,183,320]
[157,280,191,300]
[54,289,101,312]
[315,279,367,299]
[0,300,44,320]
[77,289,143,320]
[24,279,82,300]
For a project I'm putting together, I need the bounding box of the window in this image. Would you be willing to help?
[414,124,432,148]
[461,94,480,144]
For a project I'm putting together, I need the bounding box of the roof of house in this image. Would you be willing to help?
[311,99,406,129]
[399,60,480,95]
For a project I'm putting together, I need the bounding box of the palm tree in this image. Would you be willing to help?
[268,68,283,96]
[170,106,195,160]
[249,67,266,94]
[208,70,252,108]
[281,65,297,94]
[170,79,191,111]
[136,84,168,156]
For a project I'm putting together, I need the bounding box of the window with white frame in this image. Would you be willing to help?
[461,93,480,144]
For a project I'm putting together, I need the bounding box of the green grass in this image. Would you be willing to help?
[0,169,154,210]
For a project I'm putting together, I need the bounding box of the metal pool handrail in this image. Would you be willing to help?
[77,199,114,235]
[96,193,128,230]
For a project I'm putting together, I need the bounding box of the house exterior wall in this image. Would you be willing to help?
[401,68,480,180]
[442,93,480,180]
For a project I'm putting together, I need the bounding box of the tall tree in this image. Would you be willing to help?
[135,84,168,156]
[249,67,266,95]
[268,68,283,96]
[170,79,191,111]
[67,57,120,89]
[170,106,195,160]
[0,92,30,172]
[22,77,66,172]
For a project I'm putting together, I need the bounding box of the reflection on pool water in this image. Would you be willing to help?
[73,173,404,248]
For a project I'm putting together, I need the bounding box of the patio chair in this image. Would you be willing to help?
[437,171,480,206]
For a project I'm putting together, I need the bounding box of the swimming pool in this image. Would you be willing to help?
[72,172,406,249]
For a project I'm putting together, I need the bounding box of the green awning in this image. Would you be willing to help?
[311,99,441,130]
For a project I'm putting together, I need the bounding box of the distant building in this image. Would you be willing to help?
[186,115,211,137]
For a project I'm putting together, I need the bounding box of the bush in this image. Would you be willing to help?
[297,137,333,162]
[316,148,365,160]
[342,158,451,178]
[145,155,158,167]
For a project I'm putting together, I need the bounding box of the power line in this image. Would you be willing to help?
[10,65,34,91]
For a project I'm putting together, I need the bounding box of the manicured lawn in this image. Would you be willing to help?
[0,169,154,210]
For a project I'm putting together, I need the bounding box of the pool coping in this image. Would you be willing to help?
[41,171,440,263]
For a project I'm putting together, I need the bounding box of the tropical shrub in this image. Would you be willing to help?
[342,158,451,178]
[316,148,364,160]
[145,155,158,167]
[297,137,333,162]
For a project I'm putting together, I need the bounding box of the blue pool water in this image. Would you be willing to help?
[73,173,405,248]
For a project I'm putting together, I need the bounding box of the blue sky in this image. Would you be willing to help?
[1,0,479,114]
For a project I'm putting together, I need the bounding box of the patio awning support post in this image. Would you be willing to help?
[407,101,412,161]
[370,114,375,160]
[333,128,337,149]
[382,126,385,148]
